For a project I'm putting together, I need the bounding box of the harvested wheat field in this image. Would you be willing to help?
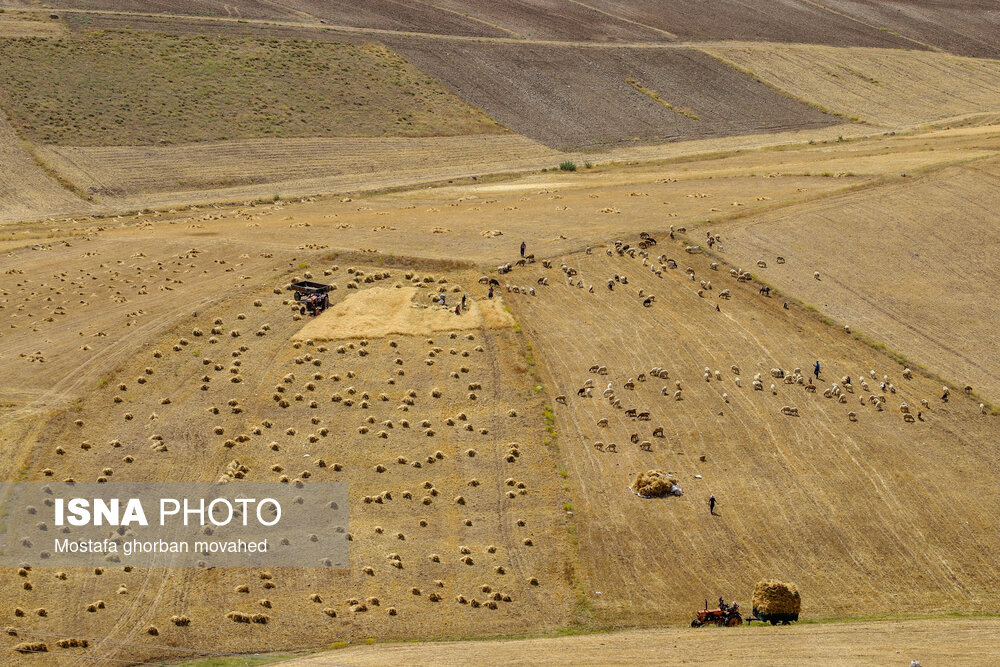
[1,2,1000,664]
[0,108,94,223]
[31,134,560,207]
[508,237,1000,626]
[705,45,1000,127]
[0,240,572,663]
[716,153,1000,406]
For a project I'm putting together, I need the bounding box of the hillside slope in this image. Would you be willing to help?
[714,156,1000,406]
[507,241,1000,626]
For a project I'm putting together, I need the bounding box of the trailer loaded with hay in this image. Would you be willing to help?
[750,580,801,625]
[289,280,331,316]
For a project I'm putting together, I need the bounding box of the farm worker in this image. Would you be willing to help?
[439,293,446,306]
[454,303,461,316]
[709,494,717,515]
[461,294,467,310]
[520,241,526,258]
[488,286,494,299]
[813,361,821,379]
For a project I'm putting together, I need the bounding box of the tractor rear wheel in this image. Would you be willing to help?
[727,614,742,627]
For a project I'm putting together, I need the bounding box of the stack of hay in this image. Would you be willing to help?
[751,580,801,623]
[632,470,680,498]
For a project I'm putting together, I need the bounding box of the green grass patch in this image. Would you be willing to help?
[0,30,502,146]
[542,404,556,436]
[559,161,577,172]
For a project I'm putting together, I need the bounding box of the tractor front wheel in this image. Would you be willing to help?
[691,620,701,628]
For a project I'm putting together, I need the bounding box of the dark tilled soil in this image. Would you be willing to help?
[431,0,670,41]
[38,0,308,21]
[816,0,1000,58]
[582,0,924,48]
[51,0,506,36]
[391,41,839,149]
[278,0,506,37]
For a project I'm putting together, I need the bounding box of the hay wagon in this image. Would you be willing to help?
[289,280,331,315]
[748,580,800,625]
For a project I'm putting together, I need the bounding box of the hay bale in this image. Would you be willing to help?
[752,580,801,622]
[56,638,89,648]
[14,642,47,653]
[631,470,679,498]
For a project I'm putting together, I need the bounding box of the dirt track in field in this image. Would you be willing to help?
[285,617,1000,666]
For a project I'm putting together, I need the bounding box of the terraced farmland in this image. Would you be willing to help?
[392,42,837,149]
[705,45,1000,127]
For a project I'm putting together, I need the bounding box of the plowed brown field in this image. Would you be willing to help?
[581,0,923,48]
[427,0,668,41]
[391,42,837,149]
[817,0,1000,58]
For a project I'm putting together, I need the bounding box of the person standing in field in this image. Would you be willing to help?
[813,360,821,379]
[520,241,526,258]
[709,494,717,515]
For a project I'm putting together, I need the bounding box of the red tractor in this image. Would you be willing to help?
[691,599,743,627]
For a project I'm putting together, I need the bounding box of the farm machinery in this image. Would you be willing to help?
[690,599,742,627]
[289,280,331,316]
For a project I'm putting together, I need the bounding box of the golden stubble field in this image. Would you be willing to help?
[0,236,573,663]
[1,122,999,663]
[289,616,1000,666]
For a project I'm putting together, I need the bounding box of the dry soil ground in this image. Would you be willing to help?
[817,0,1000,59]
[390,41,837,149]
[2,8,1000,220]
[286,616,1000,666]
